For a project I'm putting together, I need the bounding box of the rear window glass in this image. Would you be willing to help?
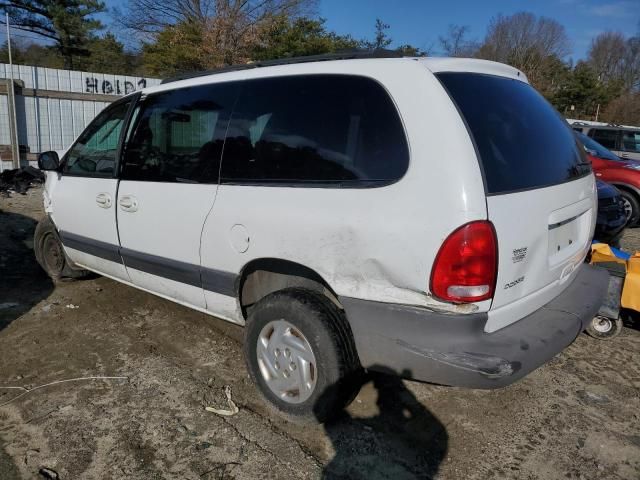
[220,75,409,186]
[438,72,590,195]
[621,130,640,153]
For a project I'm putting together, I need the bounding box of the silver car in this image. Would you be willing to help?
[571,123,640,161]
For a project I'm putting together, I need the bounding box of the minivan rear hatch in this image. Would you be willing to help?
[438,72,595,332]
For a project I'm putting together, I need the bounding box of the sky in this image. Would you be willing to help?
[318,0,639,60]
[3,0,639,61]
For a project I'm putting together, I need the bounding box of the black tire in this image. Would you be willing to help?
[619,189,640,227]
[244,288,361,423]
[34,217,90,280]
[586,315,623,340]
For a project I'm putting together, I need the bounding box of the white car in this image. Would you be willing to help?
[35,53,608,422]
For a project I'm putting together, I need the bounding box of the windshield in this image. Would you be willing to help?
[438,72,591,195]
[576,132,620,161]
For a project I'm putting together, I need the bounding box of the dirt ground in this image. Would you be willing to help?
[1,187,639,480]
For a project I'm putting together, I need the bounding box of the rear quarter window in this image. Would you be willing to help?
[220,74,409,186]
[438,72,590,195]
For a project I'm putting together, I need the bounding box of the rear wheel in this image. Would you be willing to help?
[619,190,640,226]
[586,315,623,340]
[34,218,90,280]
[244,288,361,423]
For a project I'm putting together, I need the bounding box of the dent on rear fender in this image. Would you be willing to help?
[326,256,479,314]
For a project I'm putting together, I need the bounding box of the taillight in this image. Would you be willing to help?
[430,221,498,303]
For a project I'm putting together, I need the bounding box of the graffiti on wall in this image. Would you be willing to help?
[85,77,148,95]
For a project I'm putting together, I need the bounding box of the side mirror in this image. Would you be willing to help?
[38,151,60,171]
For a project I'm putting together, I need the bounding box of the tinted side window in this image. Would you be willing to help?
[220,75,409,185]
[438,72,590,194]
[64,100,131,176]
[121,83,239,183]
[621,131,640,153]
[576,132,620,161]
[590,129,619,150]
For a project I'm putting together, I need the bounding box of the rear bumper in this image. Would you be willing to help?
[340,264,609,389]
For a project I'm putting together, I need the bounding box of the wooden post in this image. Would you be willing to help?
[5,13,20,168]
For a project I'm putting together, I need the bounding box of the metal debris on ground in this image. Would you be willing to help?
[38,466,59,479]
[0,376,129,408]
[0,167,45,197]
[65,304,79,309]
[205,385,239,416]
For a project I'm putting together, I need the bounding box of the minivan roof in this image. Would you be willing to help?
[142,55,528,97]
[417,57,527,82]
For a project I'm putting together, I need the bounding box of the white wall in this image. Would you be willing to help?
[0,63,161,153]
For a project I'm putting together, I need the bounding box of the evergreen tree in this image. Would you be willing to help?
[0,0,105,69]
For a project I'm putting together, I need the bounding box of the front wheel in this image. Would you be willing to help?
[586,315,623,340]
[244,288,361,423]
[34,217,90,280]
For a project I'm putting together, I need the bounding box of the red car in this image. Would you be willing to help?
[577,132,640,226]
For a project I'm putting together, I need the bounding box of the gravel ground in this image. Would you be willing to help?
[1,187,639,480]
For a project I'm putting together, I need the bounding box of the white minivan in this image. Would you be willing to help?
[35,52,608,422]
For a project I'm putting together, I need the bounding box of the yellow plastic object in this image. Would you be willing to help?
[590,243,640,312]
[623,253,640,312]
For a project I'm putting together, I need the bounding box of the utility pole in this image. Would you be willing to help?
[6,13,20,169]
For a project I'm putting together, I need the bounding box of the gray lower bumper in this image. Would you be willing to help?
[340,264,609,389]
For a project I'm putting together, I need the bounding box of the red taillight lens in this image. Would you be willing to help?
[430,221,498,303]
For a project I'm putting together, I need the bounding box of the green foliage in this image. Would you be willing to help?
[76,33,141,74]
[1,33,141,74]
[141,21,207,77]
[1,39,64,67]
[0,0,106,69]
[395,44,426,57]
[251,16,359,61]
[545,61,623,118]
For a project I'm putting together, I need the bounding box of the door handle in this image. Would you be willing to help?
[119,195,139,212]
[95,193,112,209]
[620,153,629,158]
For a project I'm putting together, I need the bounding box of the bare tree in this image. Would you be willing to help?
[588,32,626,82]
[588,31,640,91]
[477,12,570,77]
[118,0,209,35]
[602,91,640,124]
[119,0,316,38]
[362,18,391,50]
[438,24,477,57]
[624,36,640,91]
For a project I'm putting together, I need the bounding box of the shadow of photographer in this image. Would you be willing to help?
[317,367,448,480]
